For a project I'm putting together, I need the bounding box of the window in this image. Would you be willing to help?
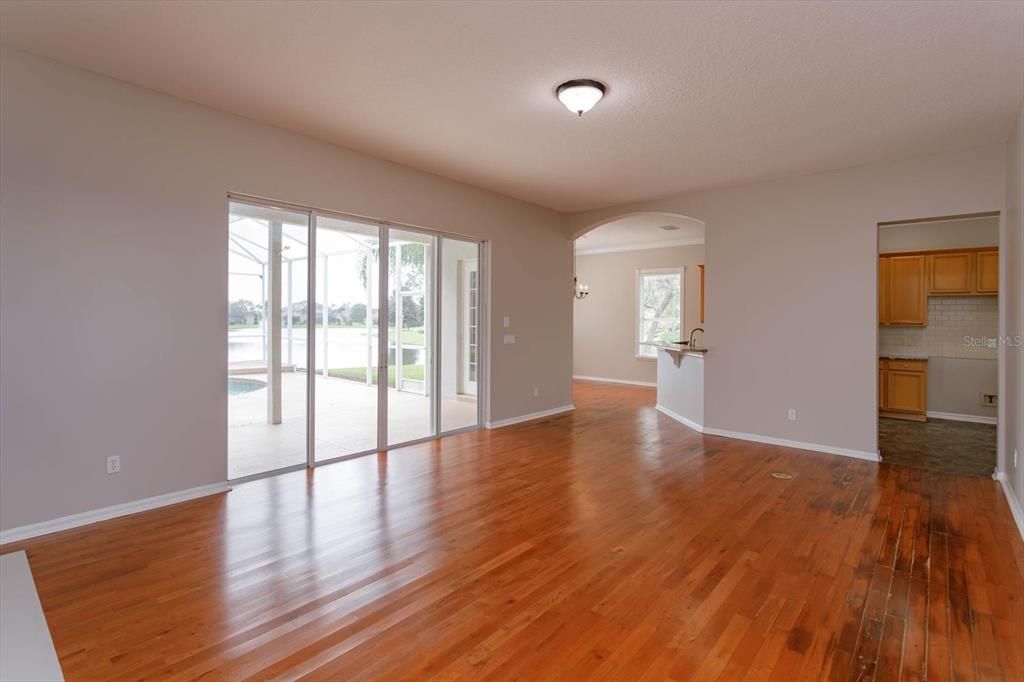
[636,268,683,358]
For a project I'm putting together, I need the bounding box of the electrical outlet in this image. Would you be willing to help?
[107,455,121,474]
[533,387,540,398]
[980,393,997,407]
[787,409,797,421]
[1014,449,1019,469]
[503,334,516,344]
[503,316,511,328]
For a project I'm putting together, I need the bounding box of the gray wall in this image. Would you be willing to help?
[568,145,1006,457]
[0,47,571,531]
[573,244,705,384]
[1002,105,1024,509]
[927,358,997,419]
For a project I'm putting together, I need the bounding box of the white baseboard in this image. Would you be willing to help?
[0,482,231,545]
[926,411,998,425]
[573,375,657,388]
[655,404,704,433]
[993,472,1024,541]
[702,427,881,462]
[485,404,575,429]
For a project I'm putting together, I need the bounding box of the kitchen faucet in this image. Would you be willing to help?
[688,327,704,350]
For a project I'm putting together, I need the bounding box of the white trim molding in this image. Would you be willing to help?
[656,404,704,433]
[485,404,575,429]
[993,472,1024,541]
[702,427,881,462]
[574,375,656,388]
[0,482,231,545]
[576,238,705,256]
[926,411,998,425]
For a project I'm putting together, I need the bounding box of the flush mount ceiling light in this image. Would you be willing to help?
[556,79,606,116]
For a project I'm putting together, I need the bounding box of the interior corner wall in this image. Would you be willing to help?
[1002,104,1024,506]
[573,245,705,384]
[0,47,570,531]
[567,145,1007,456]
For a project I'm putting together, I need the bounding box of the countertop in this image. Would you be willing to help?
[879,353,928,361]
[645,342,708,354]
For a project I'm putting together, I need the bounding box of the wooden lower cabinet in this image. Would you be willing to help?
[879,358,927,421]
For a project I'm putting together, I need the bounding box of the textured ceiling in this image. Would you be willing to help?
[1,0,1021,212]
[576,213,705,254]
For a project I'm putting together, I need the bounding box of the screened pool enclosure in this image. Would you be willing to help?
[228,199,481,479]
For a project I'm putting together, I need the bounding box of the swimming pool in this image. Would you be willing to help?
[228,377,267,395]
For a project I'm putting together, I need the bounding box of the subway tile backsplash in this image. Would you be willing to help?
[879,296,998,360]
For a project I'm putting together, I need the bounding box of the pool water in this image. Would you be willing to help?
[228,377,267,395]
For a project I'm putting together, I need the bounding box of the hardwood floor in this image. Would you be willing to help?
[3,381,1022,681]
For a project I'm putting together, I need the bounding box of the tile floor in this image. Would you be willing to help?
[878,416,997,477]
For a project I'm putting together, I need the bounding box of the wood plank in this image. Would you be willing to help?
[0,381,1020,682]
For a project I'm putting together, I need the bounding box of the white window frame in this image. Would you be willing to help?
[635,267,684,359]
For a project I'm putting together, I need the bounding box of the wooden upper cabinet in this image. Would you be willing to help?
[929,252,973,294]
[878,257,890,325]
[976,250,998,294]
[887,255,926,325]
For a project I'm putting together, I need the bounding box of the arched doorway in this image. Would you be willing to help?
[571,212,706,388]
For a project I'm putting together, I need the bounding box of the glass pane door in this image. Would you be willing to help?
[313,215,382,461]
[228,201,310,479]
[440,237,481,432]
[387,228,436,446]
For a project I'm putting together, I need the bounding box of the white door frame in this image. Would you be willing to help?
[459,259,479,396]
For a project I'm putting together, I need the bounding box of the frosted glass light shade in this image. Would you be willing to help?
[556,79,606,116]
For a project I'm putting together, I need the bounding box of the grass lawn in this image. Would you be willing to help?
[325,325,425,346]
[388,328,425,345]
[329,364,424,387]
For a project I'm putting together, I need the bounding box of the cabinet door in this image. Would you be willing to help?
[878,257,890,325]
[976,250,998,294]
[879,366,887,409]
[886,370,926,414]
[929,252,973,294]
[888,255,926,325]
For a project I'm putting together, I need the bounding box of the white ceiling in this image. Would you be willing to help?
[576,213,705,255]
[1,1,1021,213]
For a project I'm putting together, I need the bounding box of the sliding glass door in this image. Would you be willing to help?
[440,237,481,433]
[387,228,436,446]
[312,215,382,461]
[227,202,310,479]
[228,198,482,478]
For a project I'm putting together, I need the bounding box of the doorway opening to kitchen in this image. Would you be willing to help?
[876,213,1001,476]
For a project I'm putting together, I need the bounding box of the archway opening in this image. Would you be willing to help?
[572,212,706,390]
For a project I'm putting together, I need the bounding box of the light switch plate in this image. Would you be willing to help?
[503,334,516,344]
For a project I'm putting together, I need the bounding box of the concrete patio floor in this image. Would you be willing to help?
[228,372,477,478]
